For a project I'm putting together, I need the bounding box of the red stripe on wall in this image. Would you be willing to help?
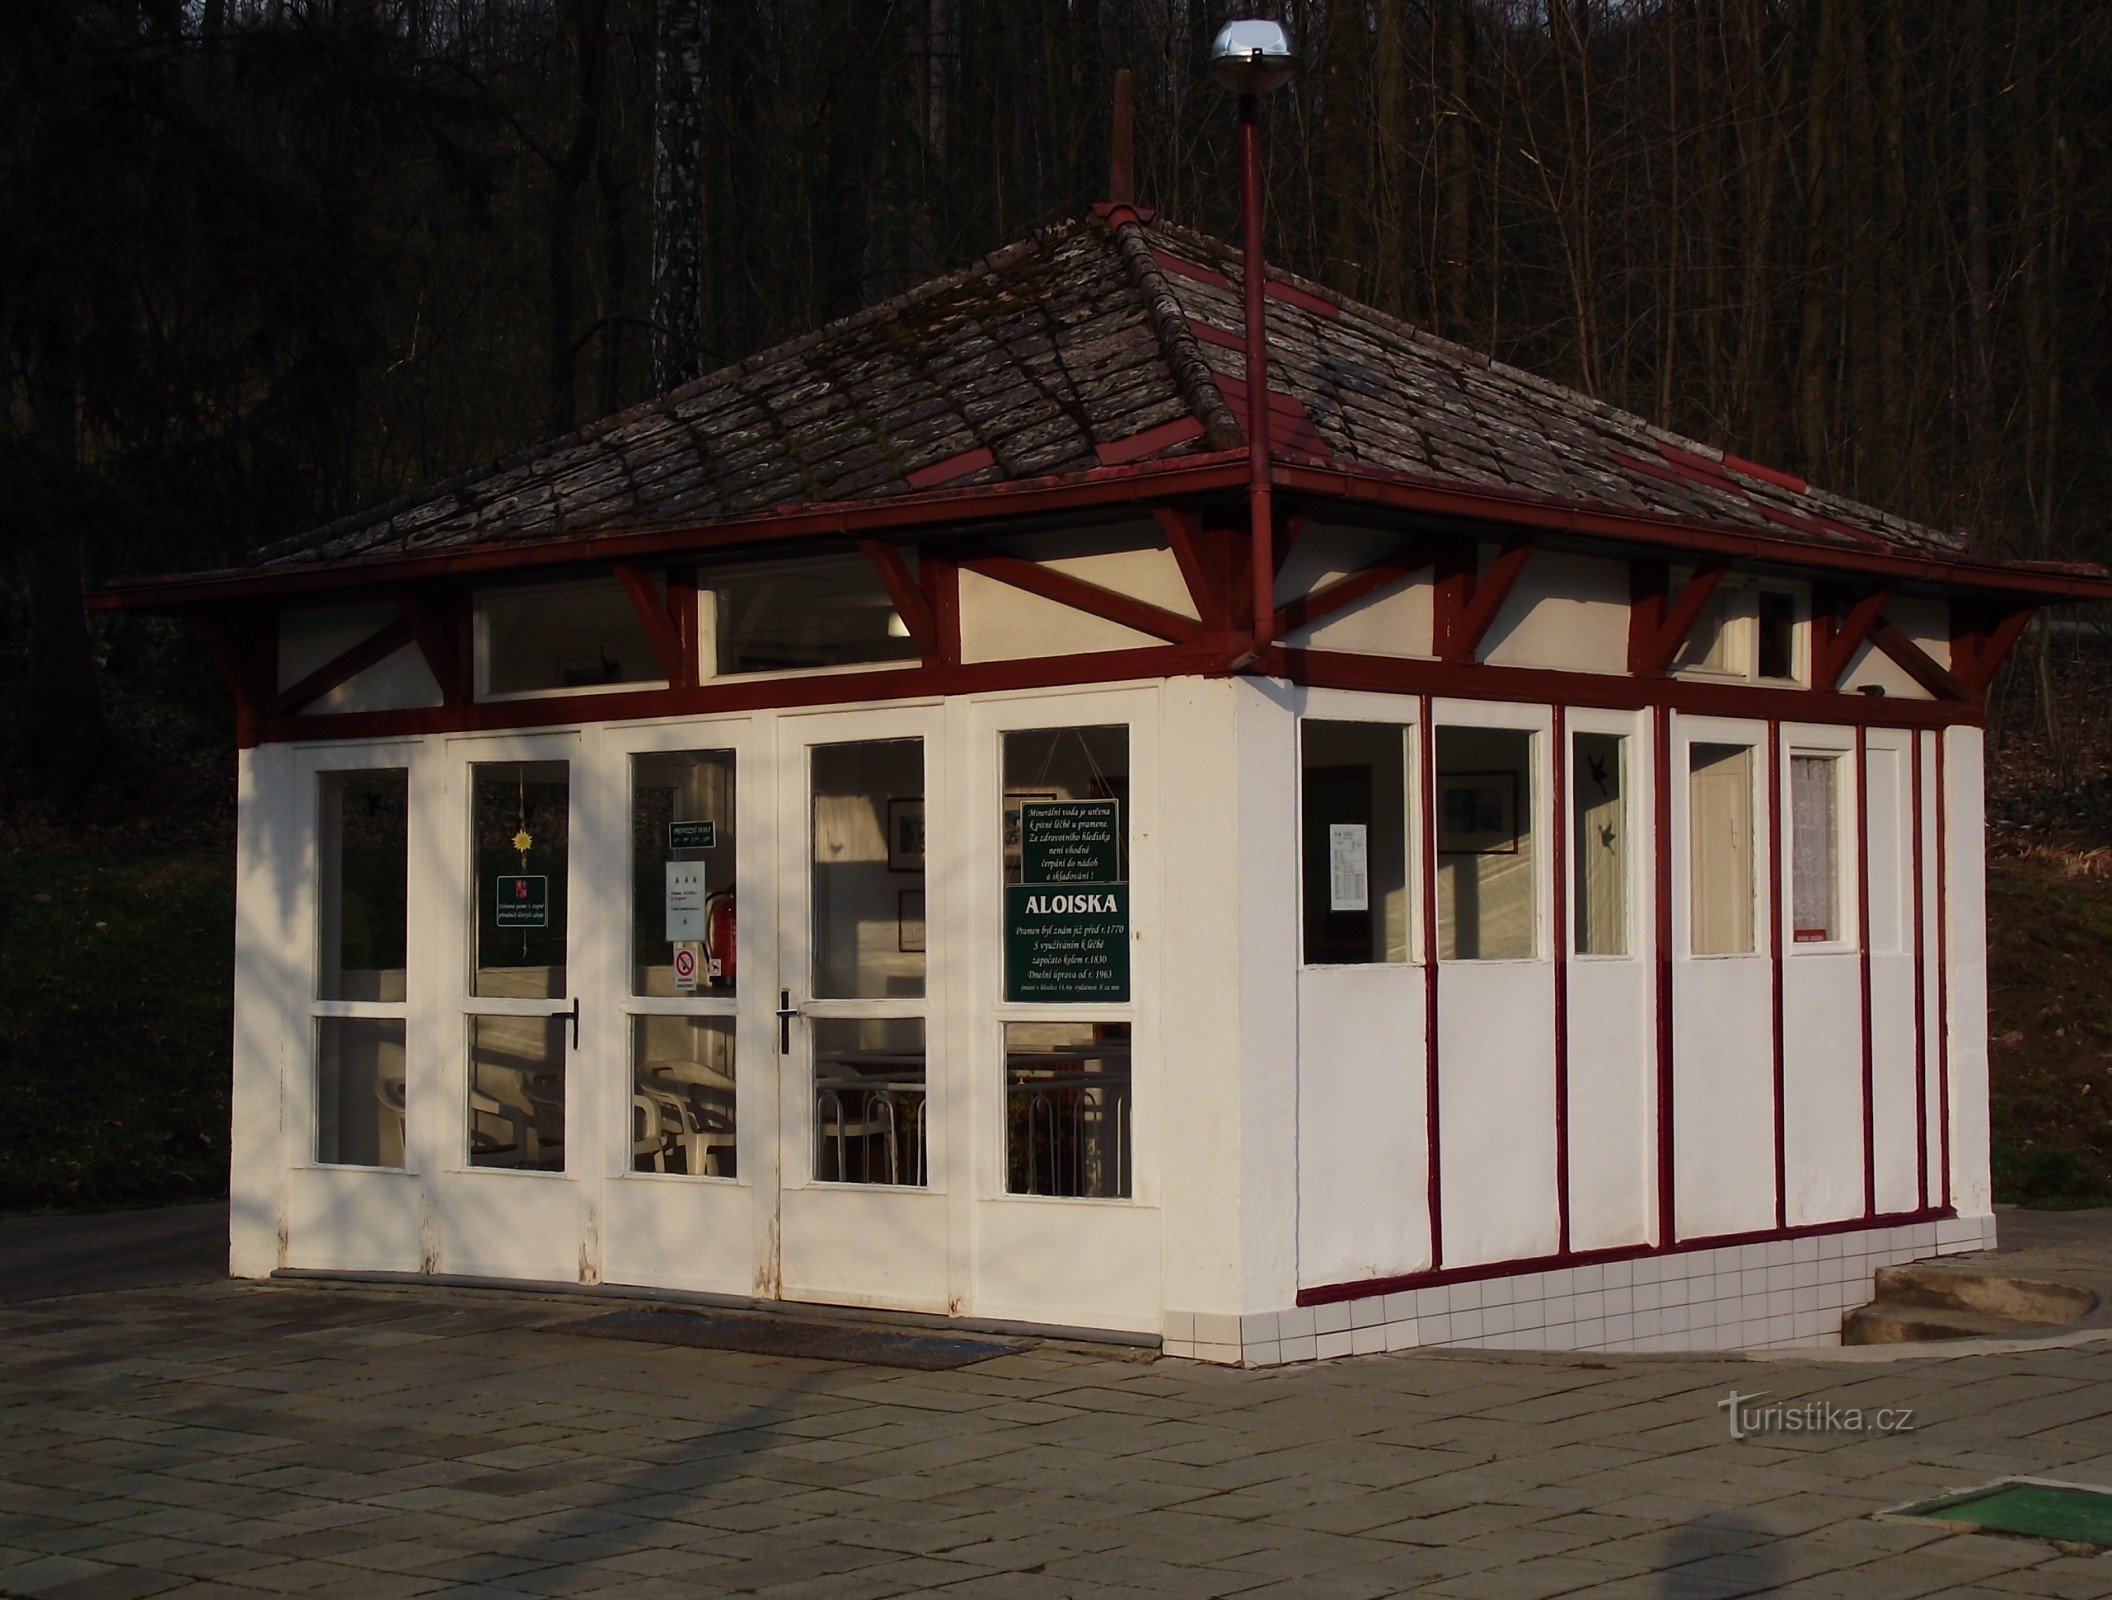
[1653,705,1676,1245]
[1911,734,1930,1211]
[1935,733,1952,1208]
[1552,707,1572,1257]
[1421,698,1444,1270]
[1768,722,1787,1231]
[1857,728,1877,1218]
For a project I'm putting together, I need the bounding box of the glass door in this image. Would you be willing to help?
[466,755,574,1172]
[438,733,588,1284]
[776,709,952,1312]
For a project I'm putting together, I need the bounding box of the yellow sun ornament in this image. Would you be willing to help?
[512,827,534,864]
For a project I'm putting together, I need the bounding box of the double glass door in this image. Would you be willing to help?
[426,713,949,1309]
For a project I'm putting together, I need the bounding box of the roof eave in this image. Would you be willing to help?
[1278,460,2112,602]
[91,452,1253,612]
[93,448,2112,615]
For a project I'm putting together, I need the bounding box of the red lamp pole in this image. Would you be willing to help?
[1241,92,1275,654]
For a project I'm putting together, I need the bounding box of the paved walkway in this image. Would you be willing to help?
[5,1263,2112,1600]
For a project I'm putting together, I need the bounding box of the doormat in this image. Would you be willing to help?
[554,1307,1025,1370]
[1891,1479,2112,1550]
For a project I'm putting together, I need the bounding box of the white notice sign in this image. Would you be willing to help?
[665,862,707,940]
[1328,823,1369,912]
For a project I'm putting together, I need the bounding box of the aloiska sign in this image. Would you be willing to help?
[1005,800,1129,1001]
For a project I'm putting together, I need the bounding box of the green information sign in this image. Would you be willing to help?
[494,874,549,928]
[668,820,717,850]
[1005,884,1129,1002]
[1019,800,1120,884]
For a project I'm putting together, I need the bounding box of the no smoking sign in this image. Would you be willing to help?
[672,943,700,992]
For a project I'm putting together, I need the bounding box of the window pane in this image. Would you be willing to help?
[1791,754,1841,943]
[632,750,736,996]
[1000,726,1130,886]
[317,1017,405,1168]
[714,554,920,674]
[1758,592,1797,680]
[1437,727,1535,960]
[1302,722,1409,964]
[481,577,664,695]
[813,1017,925,1185]
[1571,732,1627,956]
[1689,743,1755,955]
[473,762,568,1000]
[1006,1022,1131,1198]
[319,769,407,1002]
[469,1015,566,1170]
[811,740,923,999]
[633,1015,735,1176]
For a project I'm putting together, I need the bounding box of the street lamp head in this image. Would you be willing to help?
[1208,19,1295,96]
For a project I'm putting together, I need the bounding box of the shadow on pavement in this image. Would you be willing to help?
[0,1200,226,1303]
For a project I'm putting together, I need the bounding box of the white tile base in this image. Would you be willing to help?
[1161,1214,1996,1366]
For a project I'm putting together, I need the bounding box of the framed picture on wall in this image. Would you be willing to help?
[1002,790,1058,869]
[1437,771,1520,854]
[886,798,926,872]
[898,890,926,953]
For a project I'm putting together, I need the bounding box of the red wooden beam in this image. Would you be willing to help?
[1950,603,2035,697]
[1154,506,1229,631]
[856,540,938,664]
[189,610,272,745]
[269,615,415,717]
[957,551,1204,645]
[1628,560,1729,678]
[1453,538,1537,662]
[390,587,470,704]
[611,563,696,688]
[1268,646,1977,729]
[917,553,961,668]
[1276,539,1435,636]
[1868,619,1965,700]
[1812,587,1894,690]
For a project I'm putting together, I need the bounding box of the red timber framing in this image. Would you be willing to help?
[611,564,699,689]
[1433,539,1533,663]
[1629,560,1728,678]
[146,487,2064,751]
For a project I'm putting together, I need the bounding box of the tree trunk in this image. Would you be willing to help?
[652,0,706,391]
[21,310,115,795]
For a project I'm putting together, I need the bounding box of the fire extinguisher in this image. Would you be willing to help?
[704,889,736,984]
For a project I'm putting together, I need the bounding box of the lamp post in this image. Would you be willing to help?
[1209,19,1296,656]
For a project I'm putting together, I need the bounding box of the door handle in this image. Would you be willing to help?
[777,990,798,1055]
[560,996,579,1049]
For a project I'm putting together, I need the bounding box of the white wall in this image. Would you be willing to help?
[279,603,442,713]
[1294,689,1432,1287]
[1946,725,1993,1216]
[1671,715,1777,1240]
[960,570,1161,660]
[1479,550,1631,674]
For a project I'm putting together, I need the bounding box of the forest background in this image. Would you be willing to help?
[3,0,2111,1210]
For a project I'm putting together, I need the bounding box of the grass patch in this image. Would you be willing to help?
[0,842,233,1210]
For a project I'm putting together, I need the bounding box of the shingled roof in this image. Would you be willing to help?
[255,209,1967,573]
